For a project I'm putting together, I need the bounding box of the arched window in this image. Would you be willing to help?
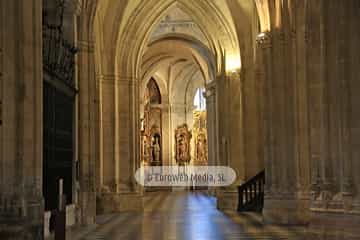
[194,88,206,111]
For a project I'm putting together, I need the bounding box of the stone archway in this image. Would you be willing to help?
[80,0,271,215]
[89,0,246,214]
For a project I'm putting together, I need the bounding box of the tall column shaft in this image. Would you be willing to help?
[205,82,217,167]
[0,0,44,238]
[77,10,98,224]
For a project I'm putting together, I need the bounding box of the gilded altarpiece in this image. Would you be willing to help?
[141,79,163,166]
[192,111,208,165]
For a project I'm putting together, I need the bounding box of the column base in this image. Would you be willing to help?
[97,192,143,214]
[80,191,96,225]
[0,218,43,240]
[307,211,360,240]
[263,198,310,225]
[216,189,238,211]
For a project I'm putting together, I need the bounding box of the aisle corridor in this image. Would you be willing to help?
[73,192,305,240]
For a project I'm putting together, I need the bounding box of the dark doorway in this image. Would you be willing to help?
[43,81,74,211]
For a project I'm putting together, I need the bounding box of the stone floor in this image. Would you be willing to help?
[71,191,306,240]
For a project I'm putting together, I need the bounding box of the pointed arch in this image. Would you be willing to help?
[113,0,240,78]
[146,78,162,104]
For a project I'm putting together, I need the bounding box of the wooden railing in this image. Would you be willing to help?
[238,170,265,212]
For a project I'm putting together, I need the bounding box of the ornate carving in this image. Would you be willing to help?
[256,32,272,49]
[141,79,163,166]
[192,110,207,165]
[175,124,192,165]
[194,129,207,165]
[151,135,161,165]
[205,82,216,98]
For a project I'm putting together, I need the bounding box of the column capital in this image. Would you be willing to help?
[77,40,95,53]
[205,81,216,98]
[256,32,272,49]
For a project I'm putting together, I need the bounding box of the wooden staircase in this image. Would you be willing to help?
[237,170,265,212]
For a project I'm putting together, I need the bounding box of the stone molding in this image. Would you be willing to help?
[97,75,138,86]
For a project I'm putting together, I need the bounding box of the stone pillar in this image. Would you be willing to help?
[161,101,170,166]
[118,76,142,210]
[0,0,44,238]
[349,0,360,208]
[98,76,143,212]
[99,74,117,193]
[77,8,97,224]
[307,1,360,239]
[293,0,311,201]
[261,2,310,223]
[216,68,245,211]
[204,82,217,196]
[256,32,272,195]
[77,45,97,225]
[306,0,334,209]
[205,82,217,167]
[337,0,354,202]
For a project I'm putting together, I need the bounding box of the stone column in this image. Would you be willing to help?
[98,74,117,193]
[118,76,143,210]
[261,2,310,223]
[256,32,274,197]
[307,2,360,238]
[0,0,44,238]
[216,68,245,211]
[205,81,217,167]
[337,0,354,202]
[205,81,217,196]
[293,0,311,200]
[77,7,98,224]
[349,0,360,207]
[161,101,170,166]
[0,0,4,213]
[99,76,143,212]
[306,0,335,209]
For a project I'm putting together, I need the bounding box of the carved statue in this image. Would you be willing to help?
[175,124,192,165]
[192,110,208,165]
[196,132,207,163]
[152,137,161,163]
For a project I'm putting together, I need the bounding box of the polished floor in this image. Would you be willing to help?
[73,191,305,240]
